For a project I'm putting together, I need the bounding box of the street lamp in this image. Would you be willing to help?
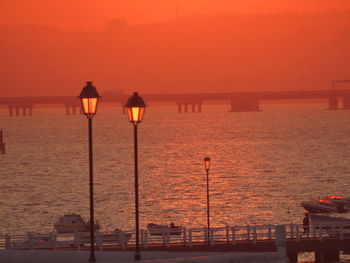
[125,92,146,261]
[204,157,211,242]
[78,81,101,263]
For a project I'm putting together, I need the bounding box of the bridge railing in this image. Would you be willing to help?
[285,223,350,242]
[2,223,350,250]
[0,230,134,251]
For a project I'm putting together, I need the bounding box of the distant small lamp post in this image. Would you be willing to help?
[125,92,146,261]
[204,157,211,241]
[78,81,101,263]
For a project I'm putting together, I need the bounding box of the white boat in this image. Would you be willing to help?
[301,199,349,213]
[147,223,182,236]
[54,214,100,233]
[78,228,132,245]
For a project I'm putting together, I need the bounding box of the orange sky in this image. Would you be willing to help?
[1,0,350,96]
[1,0,349,30]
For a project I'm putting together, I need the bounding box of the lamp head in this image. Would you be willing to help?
[125,92,147,125]
[78,81,101,118]
[204,157,211,171]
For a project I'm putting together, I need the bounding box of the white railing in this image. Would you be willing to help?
[1,223,350,250]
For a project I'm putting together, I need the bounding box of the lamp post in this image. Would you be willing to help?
[204,157,211,242]
[78,81,101,263]
[125,92,146,261]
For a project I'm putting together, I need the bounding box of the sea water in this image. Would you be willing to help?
[1,103,350,262]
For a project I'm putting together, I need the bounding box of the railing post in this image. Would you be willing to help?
[253,227,257,244]
[296,224,300,242]
[246,225,251,241]
[290,223,294,238]
[28,233,34,250]
[144,231,148,249]
[231,226,236,245]
[140,230,144,247]
[225,225,230,243]
[117,230,126,250]
[97,231,103,250]
[312,225,316,239]
[268,224,272,240]
[319,225,323,241]
[209,229,214,246]
[204,228,208,243]
[189,229,192,247]
[183,227,187,245]
[52,233,58,250]
[166,229,170,248]
[5,234,10,249]
[74,231,80,251]
[162,231,166,246]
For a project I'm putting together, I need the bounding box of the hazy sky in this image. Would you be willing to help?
[1,1,350,96]
[1,0,350,30]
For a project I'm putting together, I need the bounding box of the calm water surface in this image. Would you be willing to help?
[1,103,350,261]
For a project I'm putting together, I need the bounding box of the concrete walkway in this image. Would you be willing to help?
[0,250,287,263]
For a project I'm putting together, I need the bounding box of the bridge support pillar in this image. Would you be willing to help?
[177,103,182,113]
[8,105,13,116]
[28,106,33,116]
[343,96,350,110]
[65,103,80,115]
[184,104,188,113]
[21,104,33,116]
[177,102,203,113]
[198,103,202,113]
[315,250,339,263]
[328,96,338,110]
[229,98,260,112]
[7,104,33,116]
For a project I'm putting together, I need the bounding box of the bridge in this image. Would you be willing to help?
[2,223,350,263]
[1,89,350,116]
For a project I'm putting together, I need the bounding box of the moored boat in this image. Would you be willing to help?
[54,214,100,233]
[147,223,182,236]
[78,228,132,245]
[301,199,349,213]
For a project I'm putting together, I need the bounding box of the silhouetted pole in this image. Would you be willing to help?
[78,81,100,263]
[88,117,95,262]
[125,92,146,261]
[134,124,140,260]
[204,157,211,241]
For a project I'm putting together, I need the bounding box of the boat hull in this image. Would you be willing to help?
[301,201,348,213]
[147,223,182,236]
[54,224,89,233]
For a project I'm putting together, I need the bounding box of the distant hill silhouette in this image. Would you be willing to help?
[1,11,350,96]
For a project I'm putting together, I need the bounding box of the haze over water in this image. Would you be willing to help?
[1,103,350,236]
